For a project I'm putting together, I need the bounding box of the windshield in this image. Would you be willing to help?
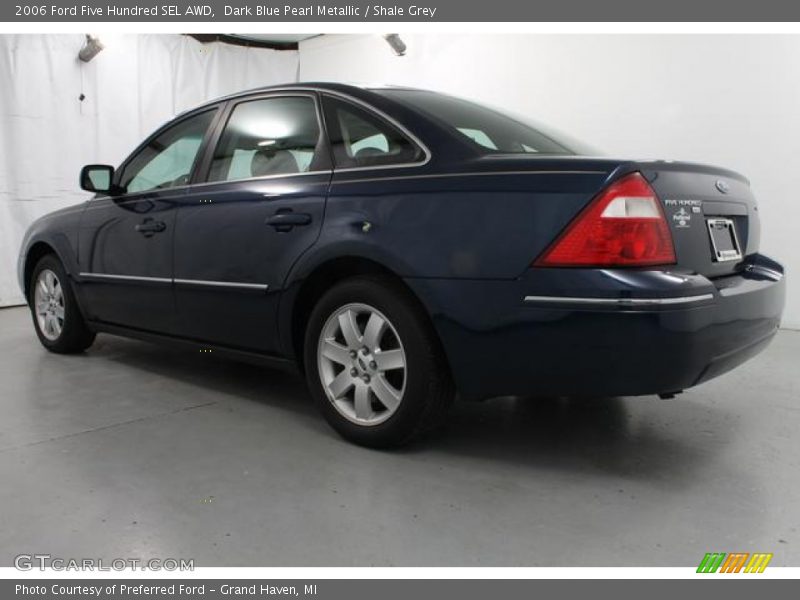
[376,89,597,156]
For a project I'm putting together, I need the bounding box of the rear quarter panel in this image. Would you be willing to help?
[311,163,612,280]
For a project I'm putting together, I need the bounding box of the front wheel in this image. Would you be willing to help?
[29,254,95,353]
[304,276,454,448]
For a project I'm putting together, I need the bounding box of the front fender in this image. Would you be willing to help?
[17,203,86,300]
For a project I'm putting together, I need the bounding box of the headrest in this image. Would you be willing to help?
[353,147,387,161]
[251,148,300,177]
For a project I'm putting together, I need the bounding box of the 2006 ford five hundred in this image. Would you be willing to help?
[19,83,786,447]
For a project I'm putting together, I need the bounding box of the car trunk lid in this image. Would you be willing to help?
[636,161,758,278]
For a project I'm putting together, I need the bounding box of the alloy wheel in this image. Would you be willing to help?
[34,269,65,341]
[317,303,407,426]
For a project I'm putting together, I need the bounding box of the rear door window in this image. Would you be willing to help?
[208,95,324,182]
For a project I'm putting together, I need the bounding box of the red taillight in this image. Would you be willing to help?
[534,172,676,267]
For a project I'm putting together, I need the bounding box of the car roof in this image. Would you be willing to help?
[189,82,427,113]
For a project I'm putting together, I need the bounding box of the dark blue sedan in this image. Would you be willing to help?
[18,83,786,447]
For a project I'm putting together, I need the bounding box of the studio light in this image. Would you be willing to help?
[78,35,104,62]
[383,34,407,56]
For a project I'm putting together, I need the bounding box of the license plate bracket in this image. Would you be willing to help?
[707,218,742,262]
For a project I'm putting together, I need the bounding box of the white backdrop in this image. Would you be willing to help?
[299,34,799,328]
[0,34,298,306]
[2,34,797,328]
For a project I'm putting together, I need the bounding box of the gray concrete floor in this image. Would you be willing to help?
[0,305,797,567]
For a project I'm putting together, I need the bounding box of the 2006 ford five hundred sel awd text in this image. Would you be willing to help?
[18,83,786,447]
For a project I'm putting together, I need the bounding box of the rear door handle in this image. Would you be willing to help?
[134,219,166,237]
[266,211,312,232]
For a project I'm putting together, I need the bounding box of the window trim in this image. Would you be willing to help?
[196,91,333,185]
[112,105,223,198]
[106,88,434,197]
[320,92,431,173]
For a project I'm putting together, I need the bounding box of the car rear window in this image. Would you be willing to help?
[377,89,595,156]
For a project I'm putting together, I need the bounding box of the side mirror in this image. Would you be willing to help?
[80,164,115,194]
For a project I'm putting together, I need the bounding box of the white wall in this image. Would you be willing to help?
[0,34,298,306]
[299,34,799,328]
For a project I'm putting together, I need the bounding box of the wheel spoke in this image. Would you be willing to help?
[370,374,401,412]
[362,312,386,350]
[44,271,55,294]
[321,339,351,366]
[338,309,361,348]
[53,282,63,302]
[375,348,404,371]
[38,278,48,297]
[44,314,55,336]
[354,383,372,420]
[54,304,65,320]
[36,300,48,315]
[328,370,354,399]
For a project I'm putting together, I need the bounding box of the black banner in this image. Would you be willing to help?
[3,0,800,22]
[4,580,800,600]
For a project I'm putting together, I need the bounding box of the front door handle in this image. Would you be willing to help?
[135,219,166,237]
[266,211,312,232]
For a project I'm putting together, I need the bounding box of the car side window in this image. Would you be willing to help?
[119,109,216,194]
[323,96,423,169]
[208,96,323,182]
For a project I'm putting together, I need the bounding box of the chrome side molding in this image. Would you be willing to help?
[523,293,714,307]
[79,273,268,292]
[79,272,172,284]
[173,278,268,291]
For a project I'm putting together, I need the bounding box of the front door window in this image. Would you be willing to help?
[119,110,216,194]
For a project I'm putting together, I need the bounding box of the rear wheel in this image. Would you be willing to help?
[304,276,453,448]
[29,255,95,353]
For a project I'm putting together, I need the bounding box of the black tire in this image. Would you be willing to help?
[29,254,96,354]
[304,275,454,448]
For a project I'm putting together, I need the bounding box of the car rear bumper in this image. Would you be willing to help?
[405,254,785,399]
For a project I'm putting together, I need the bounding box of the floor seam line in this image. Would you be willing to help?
[0,400,218,454]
